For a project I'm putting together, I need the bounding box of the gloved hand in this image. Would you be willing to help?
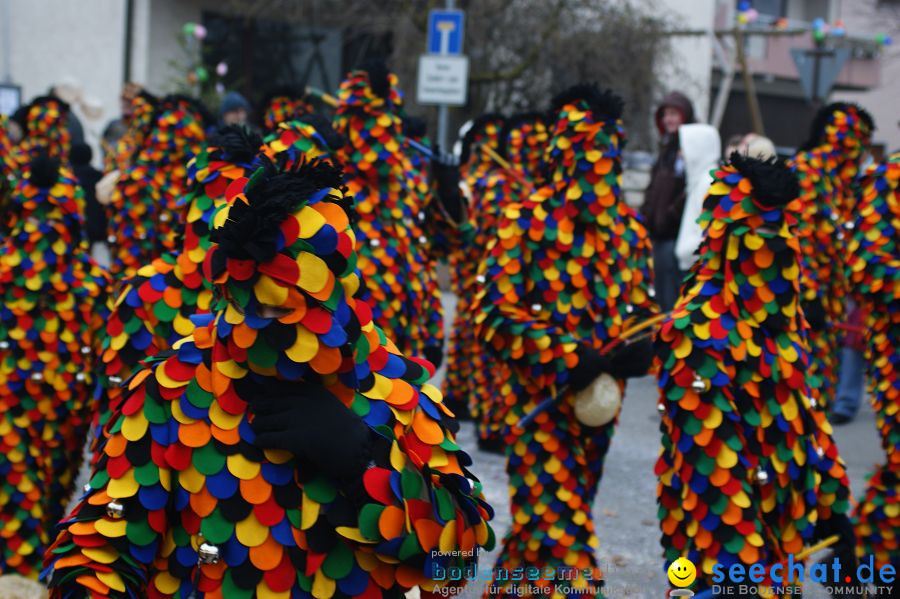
[568,345,610,393]
[605,337,655,379]
[802,298,827,330]
[423,345,444,371]
[247,381,373,481]
[814,513,861,598]
[430,147,464,223]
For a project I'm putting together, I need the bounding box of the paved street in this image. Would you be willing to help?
[435,292,885,598]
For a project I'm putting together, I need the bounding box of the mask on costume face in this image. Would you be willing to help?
[19,97,71,162]
[543,86,627,223]
[205,158,361,381]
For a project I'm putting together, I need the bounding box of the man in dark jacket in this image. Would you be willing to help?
[641,91,695,312]
[69,142,106,246]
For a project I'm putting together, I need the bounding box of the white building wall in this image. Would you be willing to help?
[657,0,717,124]
[0,0,126,160]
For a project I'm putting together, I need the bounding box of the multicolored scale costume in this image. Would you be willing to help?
[332,67,444,363]
[473,86,654,597]
[9,96,72,173]
[0,159,109,577]
[846,154,900,569]
[45,156,493,598]
[108,95,208,276]
[655,154,851,592]
[789,103,873,411]
[104,90,158,173]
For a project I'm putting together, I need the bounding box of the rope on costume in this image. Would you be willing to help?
[516,312,669,429]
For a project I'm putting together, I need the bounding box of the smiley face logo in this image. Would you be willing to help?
[667,557,696,588]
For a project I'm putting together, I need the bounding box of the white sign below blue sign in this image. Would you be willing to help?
[427,9,465,55]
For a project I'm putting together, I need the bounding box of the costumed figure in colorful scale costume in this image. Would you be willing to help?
[107,95,209,277]
[655,154,856,598]
[0,157,109,578]
[44,155,493,598]
[332,63,446,368]
[789,102,874,411]
[845,154,900,574]
[472,86,655,598]
[444,113,550,449]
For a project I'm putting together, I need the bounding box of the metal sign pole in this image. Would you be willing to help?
[436,0,455,151]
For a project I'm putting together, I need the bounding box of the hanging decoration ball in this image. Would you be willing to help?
[193,24,207,40]
[182,22,196,37]
[195,66,209,82]
[216,61,228,77]
[187,71,198,84]
[774,17,789,30]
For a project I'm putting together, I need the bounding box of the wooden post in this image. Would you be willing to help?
[732,25,765,136]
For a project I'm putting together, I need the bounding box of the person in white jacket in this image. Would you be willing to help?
[674,124,722,272]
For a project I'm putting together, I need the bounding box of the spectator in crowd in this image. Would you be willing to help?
[219,90,251,126]
[641,91,695,311]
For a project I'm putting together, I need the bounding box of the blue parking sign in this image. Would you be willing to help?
[427,9,465,55]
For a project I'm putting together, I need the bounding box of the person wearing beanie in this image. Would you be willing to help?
[655,154,855,598]
[106,94,209,276]
[0,157,109,578]
[472,85,655,596]
[789,102,874,413]
[332,63,445,369]
[220,90,252,126]
[641,90,696,312]
[44,156,494,598]
[845,153,900,583]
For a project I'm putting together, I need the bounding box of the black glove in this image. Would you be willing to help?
[430,147,464,223]
[814,513,862,598]
[568,345,611,393]
[605,337,655,379]
[423,345,444,371]
[247,381,373,481]
[803,298,827,330]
